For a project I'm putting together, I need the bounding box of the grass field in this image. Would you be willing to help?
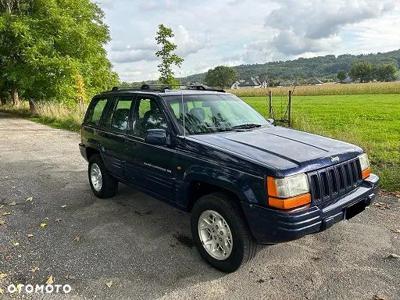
[230,81,400,97]
[242,94,400,191]
[1,93,399,191]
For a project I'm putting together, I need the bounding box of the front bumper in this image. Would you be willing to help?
[242,174,379,244]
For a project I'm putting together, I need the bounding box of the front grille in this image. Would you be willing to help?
[308,158,362,206]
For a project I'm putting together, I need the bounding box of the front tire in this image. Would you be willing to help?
[191,193,257,272]
[88,154,118,198]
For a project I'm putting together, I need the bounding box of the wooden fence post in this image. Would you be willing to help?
[268,90,272,118]
[288,90,292,127]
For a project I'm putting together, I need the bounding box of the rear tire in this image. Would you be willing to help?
[88,154,118,198]
[191,192,257,272]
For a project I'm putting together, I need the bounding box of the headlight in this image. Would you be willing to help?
[272,173,309,198]
[267,173,310,210]
[358,153,371,179]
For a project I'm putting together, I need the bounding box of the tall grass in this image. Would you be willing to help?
[229,81,400,97]
[0,101,86,131]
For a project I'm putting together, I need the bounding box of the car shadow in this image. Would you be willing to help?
[65,182,225,297]
[1,158,225,299]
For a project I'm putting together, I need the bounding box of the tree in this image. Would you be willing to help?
[155,24,183,86]
[205,66,238,89]
[349,61,373,83]
[0,0,118,106]
[0,0,33,105]
[0,77,9,104]
[374,64,397,82]
[337,70,346,82]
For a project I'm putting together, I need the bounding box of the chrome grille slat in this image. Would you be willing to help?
[308,158,362,206]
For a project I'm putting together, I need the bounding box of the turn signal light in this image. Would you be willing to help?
[268,194,311,210]
[362,167,371,179]
[267,176,311,210]
[358,153,371,179]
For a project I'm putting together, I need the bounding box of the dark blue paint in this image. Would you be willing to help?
[80,90,379,244]
[242,175,379,244]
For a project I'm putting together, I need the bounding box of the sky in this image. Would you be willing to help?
[95,0,400,82]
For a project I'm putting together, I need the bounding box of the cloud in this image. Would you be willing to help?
[264,0,394,55]
[110,50,157,64]
[174,25,208,57]
[109,25,206,64]
[111,39,157,53]
[109,39,158,63]
[94,0,114,10]
[269,30,341,55]
[138,0,187,11]
[96,0,399,81]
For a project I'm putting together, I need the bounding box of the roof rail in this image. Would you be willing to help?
[109,84,170,92]
[108,84,225,93]
[186,85,225,92]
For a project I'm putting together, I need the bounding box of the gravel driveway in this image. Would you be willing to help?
[0,112,399,299]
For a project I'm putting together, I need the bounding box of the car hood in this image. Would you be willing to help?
[187,126,363,175]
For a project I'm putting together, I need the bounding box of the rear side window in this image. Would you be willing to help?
[109,97,134,132]
[132,96,168,138]
[86,98,108,125]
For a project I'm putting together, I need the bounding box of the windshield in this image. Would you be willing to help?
[163,94,268,134]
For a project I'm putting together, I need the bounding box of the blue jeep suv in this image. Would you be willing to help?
[79,85,379,272]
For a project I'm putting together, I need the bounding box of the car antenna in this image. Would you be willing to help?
[181,90,186,137]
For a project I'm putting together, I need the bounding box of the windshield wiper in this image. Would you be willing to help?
[231,123,262,130]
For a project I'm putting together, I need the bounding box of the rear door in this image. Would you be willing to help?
[124,94,177,202]
[82,96,112,155]
[96,95,135,180]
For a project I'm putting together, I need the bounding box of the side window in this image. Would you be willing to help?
[170,102,181,118]
[138,99,151,118]
[133,97,168,138]
[109,97,134,132]
[87,98,108,126]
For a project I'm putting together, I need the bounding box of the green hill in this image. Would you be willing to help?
[180,49,400,85]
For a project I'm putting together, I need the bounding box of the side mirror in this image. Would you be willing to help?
[267,118,275,125]
[145,129,168,146]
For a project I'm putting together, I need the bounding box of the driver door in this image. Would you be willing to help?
[124,95,176,202]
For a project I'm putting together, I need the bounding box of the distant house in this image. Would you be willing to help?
[341,76,353,83]
[231,78,267,89]
[306,78,324,85]
[231,81,240,89]
[336,76,353,84]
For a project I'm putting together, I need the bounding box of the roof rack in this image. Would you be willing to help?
[110,84,169,92]
[109,84,225,93]
[185,85,225,92]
